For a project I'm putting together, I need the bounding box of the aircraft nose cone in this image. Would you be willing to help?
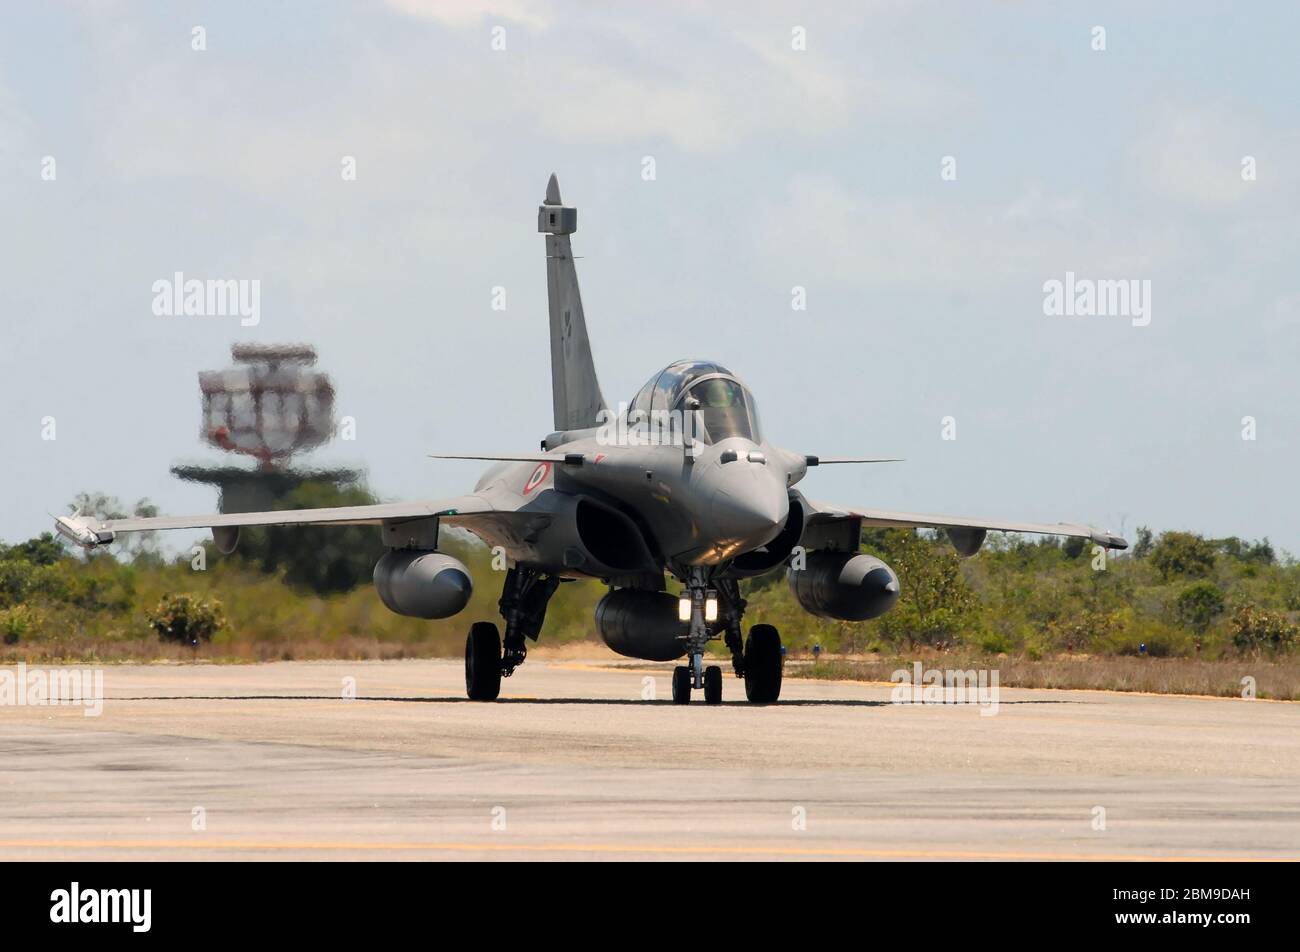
[711,463,789,551]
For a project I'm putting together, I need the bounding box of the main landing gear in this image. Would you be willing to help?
[464,566,559,702]
[672,572,783,705]
[742,623,782,704]
[465,622,502,701]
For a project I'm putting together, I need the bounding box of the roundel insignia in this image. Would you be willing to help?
[523,461,551,495]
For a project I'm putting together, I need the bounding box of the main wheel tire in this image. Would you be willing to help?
[744,624,783,703]
[465,622,502,701]
[703,665,723,705]
[671,665,692,704]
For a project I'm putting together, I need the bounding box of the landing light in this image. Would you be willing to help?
[679,594,720,621]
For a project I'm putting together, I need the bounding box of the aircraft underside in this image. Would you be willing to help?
[454,483,901,706]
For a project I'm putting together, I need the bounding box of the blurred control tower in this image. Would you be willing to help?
[171,344,361,513]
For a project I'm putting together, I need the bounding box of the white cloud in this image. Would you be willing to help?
[752,174,1184,292]
[385,0,553,31]
[387,2,955,154]
[534,65,745,154]
[0,75,38,172]
[1130,102,1294,209]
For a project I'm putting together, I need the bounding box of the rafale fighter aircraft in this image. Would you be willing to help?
[55,174,1127,705]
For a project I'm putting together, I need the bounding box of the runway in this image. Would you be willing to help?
[2,659,1297,861]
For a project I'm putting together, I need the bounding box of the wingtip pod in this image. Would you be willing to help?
[54,512,113,549]
[1090,530,1129,550]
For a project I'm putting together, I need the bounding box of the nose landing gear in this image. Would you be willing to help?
[676,568,714,704]
[675,570,782,704]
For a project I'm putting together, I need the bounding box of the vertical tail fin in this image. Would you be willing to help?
[538,173,608,432]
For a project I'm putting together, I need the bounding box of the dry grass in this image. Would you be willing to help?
[9,633,1295,701]
[0,635,448,665]
[0,633,625,665]
[788,651,1300,701]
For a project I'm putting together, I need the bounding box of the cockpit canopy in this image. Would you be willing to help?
[627,360,761,445]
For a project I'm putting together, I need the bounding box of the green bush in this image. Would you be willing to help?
[1,605,39,644]
[1229,604,1298,656]
[1175,582,1225,633]
[977,630,1014,654]
[148,593,227,645]
[1149,531,1217,580]
[0,532,66,566]
[0,559,38,608]
[1045,610,1121,652]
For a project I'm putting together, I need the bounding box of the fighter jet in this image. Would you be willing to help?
[55,174,1127,705]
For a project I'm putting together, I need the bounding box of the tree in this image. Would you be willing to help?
[1175,582,1224,633]
[1229,604,1298,656]
[1149,531,1216,580]
[1132,526,1154,559]
[1046,610,1121,652]
[1214,536,1274,564]
[1247,538,1277,565]
[2,532,65,566]
[234,480,385,594]
[67,493,160,562]
[0,535,68,609]
[868,529,976,648]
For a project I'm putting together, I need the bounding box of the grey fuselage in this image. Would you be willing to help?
[465,425,804,583]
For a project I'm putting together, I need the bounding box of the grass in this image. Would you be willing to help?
[0,634,451,665]
[787,651,1300,701]
[8,631,1299,702]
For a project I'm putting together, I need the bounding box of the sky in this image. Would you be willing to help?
[2,1,1298,553]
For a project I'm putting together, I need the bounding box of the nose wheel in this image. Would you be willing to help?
[672,663,724,704]
[703,664,723,704]
[671,665,692,704]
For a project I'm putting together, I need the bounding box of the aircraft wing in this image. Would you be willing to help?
[54,496,495,548]
[804,499,1128,550]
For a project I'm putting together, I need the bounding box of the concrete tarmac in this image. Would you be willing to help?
[1,659,1297,860]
